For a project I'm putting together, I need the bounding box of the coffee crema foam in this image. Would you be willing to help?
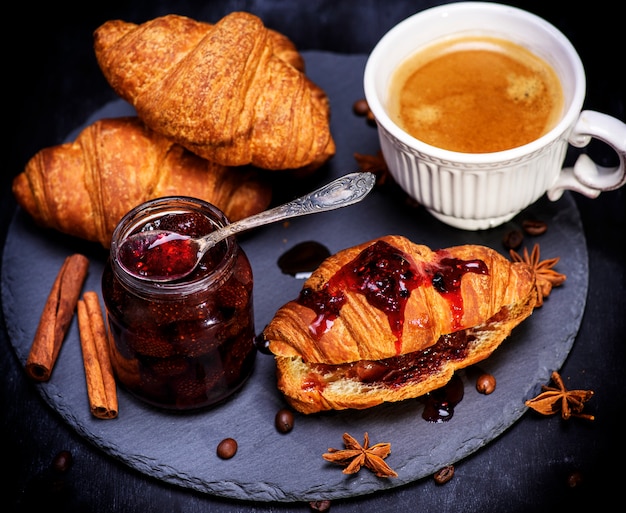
[389,36,564,153]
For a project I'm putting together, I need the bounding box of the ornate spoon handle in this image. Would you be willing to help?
[197,172,376,252]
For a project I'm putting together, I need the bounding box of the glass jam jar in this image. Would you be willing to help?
[102,197,256,410]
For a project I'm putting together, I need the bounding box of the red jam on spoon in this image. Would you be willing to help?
[117,230,199,281]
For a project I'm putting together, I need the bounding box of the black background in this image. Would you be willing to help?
[3,1,624,512]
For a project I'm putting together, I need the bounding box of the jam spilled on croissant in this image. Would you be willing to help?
[298,240,421,352]
[304,330,476,389]
[297,240,488,352]
[302,328,480,422]
[431,256,488,329]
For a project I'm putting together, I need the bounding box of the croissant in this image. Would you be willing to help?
[93,12,336,172]
[263,235,537,413]
[12,116,272,248]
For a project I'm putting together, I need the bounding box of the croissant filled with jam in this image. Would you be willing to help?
[263,235,537,414]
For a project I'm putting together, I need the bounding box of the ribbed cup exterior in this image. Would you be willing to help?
[377,122,569,230]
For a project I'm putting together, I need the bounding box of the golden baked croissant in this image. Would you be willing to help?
[13,116,272,248]
[263,235,537,413]
[93,12,336,172]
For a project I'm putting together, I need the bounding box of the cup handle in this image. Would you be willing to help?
[547,110,626,201]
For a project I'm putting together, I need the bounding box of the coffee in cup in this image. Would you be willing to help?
[388,35,564,153]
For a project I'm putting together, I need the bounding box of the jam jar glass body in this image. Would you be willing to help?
[102,197,256,411]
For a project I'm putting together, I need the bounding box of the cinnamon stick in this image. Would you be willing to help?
[25,254,89,381]
[77,292,118,419]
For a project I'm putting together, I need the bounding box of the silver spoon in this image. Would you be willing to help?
[116,171,376,282]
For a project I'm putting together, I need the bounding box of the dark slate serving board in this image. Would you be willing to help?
[1,51,587,502]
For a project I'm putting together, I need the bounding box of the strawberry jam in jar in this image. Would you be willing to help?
[102,197,256,410]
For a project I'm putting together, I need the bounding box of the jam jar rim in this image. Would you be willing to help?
[109,196,237,298]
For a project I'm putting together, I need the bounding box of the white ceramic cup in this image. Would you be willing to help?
[364,1,626,230]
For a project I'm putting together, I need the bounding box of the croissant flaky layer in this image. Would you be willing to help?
[12,116,272,248]
[265,235,536,364]
[94,12,336,172]
[263,235,537,413]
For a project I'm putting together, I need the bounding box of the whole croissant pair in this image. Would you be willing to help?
[14,12,335,248]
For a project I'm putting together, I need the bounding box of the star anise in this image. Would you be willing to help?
[354,151,391,186]
[322,432,398,478]
[509,243,566,307]
[525,371,594,420]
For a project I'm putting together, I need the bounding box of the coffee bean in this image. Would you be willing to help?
[352,98,370,116]
[51,450,73,473]
[476,373,496,394]
[502,229,523,250]
[254,332,272,355]
[567,470,584,488]
[522,219,548,236]
[275,408,295,434]
[216,438,238,459]
[310,499,332,511]
[433,465,455,484]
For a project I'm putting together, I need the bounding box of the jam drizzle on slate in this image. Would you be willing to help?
[277,241,331,277]
[297,240,488,353]
[421,372,464,422]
